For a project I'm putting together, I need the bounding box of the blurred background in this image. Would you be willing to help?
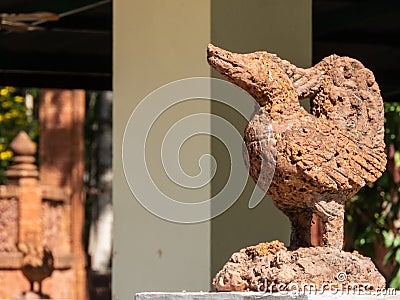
[0,1,112,299]
[0,0,399,299]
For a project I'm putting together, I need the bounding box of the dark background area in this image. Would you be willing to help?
[0,0,111,90]
[313,0,400,102]
[0,0,398,98]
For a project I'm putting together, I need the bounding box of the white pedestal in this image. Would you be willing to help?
[135,292,400,300]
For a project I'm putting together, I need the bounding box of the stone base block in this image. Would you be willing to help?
[214,241,385,292]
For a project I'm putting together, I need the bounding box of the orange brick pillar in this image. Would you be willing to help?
[6,131,42,248]
[39,89,86,300]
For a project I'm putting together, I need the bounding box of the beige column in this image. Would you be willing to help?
[114,1,211,299]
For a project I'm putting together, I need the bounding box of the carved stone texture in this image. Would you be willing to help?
[18,243,54,297]
[10,131,36,156]
[6,131,39,183]
[42,201,71,256]
[0,198,18,252]
[213,241,385,292]
[207,45,386,250]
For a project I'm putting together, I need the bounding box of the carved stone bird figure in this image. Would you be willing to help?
[207,44,386,249]
[18,243,54,296]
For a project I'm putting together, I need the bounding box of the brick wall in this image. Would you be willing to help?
[0,89,86,299]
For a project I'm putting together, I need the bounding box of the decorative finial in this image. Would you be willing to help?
[6,131,38,183]
[9,131,36,156]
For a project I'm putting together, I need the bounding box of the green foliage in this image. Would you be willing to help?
[345,102,400,288]
[0,87,39,183]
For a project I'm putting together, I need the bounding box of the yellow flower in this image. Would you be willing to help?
[1,101,11,108]
[14,96,24,103]
[0,115,3,122]
[10,109,20,117]
[0,87,15,96]
[0,150,12,160]
[0,88,8,96]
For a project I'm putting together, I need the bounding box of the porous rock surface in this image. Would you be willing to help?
[207,45,386,250]
[213,241,385,292]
